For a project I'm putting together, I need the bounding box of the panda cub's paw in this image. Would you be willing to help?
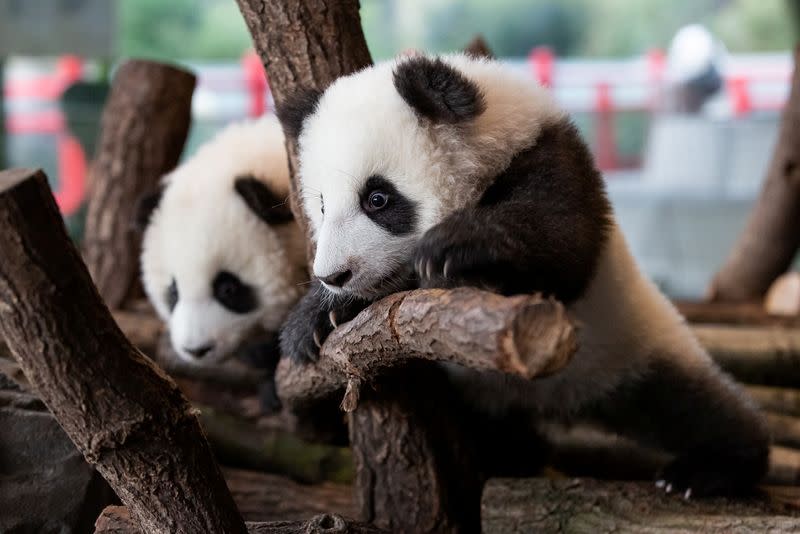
[415,216,498,291]
[656,445,769,498]
[280,308,334,364]
[280,294,369,364]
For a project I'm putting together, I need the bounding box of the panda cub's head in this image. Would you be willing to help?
[279,53,560,299]
[140,116,307,364]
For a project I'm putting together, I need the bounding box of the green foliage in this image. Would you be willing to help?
[714,0,795,52]
[117,0,796,63]
[118,0,251,62]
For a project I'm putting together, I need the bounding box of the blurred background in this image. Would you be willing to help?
[2,0,799,298]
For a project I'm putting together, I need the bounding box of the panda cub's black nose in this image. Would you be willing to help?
[319,269,353,288]
[185,344,214,358]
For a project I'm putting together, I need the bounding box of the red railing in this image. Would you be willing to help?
[3,49,792,215]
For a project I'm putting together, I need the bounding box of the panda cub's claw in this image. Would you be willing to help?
[655,445,768,498]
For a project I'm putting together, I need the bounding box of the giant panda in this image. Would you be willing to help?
[276,54,769,497]
[139,115,307,409]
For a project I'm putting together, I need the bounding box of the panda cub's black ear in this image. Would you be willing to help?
[234,175,294,225]
[393,56,486,124]
[274,89,323,139]
[132,187,164,233]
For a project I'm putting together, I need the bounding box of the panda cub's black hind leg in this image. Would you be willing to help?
[279,280,369,364]
[591,356,770,498]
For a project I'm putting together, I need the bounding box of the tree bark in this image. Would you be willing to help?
[235,0,371,258]
[709,45,800,301]
[277,289,575,413]
[82,60,195,309]
[221,468,356,522]
[482,478,800,533]
[0,168,246,534]
[95,506,385,534]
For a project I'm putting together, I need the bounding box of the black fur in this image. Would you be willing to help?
[415,119,611,302]
[133,187,164,232]
[393,57,486,124]
[212,271,258,314]
[274,89,323,138]
[359,174,418,236]
[236,332,283,414]
[234,175,294,225]
[585,357,770,497]
[279,281,370,363]
[165,278,178,312]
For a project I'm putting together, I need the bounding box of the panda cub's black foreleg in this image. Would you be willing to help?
[237,333,284,414]
[279,280,370,364]
[588,356,770,497]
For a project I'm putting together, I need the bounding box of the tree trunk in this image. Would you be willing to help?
[0,168,246,534]
[82,60,195,309]
[235,2,488,530]
[235,0,371,259]
[709,45,800,301]
[348,365,484,533]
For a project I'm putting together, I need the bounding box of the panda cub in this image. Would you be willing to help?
[140,116,307,409]
[277,54,769,497]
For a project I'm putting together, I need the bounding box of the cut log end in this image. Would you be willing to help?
[0,167,43,193]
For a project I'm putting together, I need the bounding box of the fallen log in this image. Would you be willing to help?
[482,478,800,533]
[82,60,195,310]
[0,168,246,534]
[709,45,800,302]
[747,384,800,417]
[693,324,800,386]
[222,468,356,522]
[768,413,800,449]
[94,506,383,534]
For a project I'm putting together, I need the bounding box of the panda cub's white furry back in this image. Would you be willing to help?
[276,53,770,498]
[139,115,306,374]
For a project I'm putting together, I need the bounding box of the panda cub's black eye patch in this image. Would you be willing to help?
[166,278,179,312]
[359,175,417,236]
[213,271,258,314]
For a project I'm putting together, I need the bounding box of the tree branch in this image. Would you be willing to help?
[0,169,246,534]
[277,289,576,413]
[709,45,800,301]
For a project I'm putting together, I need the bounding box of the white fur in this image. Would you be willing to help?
[141,115,307,364]
[298,53,563,296]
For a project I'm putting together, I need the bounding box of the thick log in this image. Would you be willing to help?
[277,289,575,413]
[481,478,800,533]
[82,60,195,309]
[747,384,800,417]
[766,272,800,316]
[222,468,356,522]
[95,506,384,534]
[709,45,800,301]
[693,324,800,386]
[0,169,246,534]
